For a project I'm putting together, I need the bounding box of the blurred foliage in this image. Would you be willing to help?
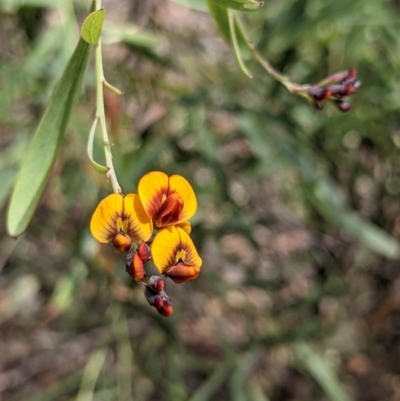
[1,0,400,401]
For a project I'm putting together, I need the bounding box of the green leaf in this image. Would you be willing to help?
[207,3,253,77]
[293,343,354,401]
[168,0,207,11]
[81,9,106,46]
[310,180,400,259]
[206,0,230,42]
[208,0,263,12]
[75,348,108,401]
[228,12,253,78]
[7,37,91,237]
[87,117,109,174]
[103,23,162,49]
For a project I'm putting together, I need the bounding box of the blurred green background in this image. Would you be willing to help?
[1,0,400,400]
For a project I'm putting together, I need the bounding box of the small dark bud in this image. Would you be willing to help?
[157,299,173,317]
[152,295,164,310]
[343,83,354,96]
[346,68,356,79]
[126,252,145,281]
[148,275,165,293]
[334,100,352,112]
[144,284,173,317]
[308,87,330,101]
[137,242,151,263]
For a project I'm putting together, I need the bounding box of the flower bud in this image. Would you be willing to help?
[148,275,165,293]
[347,68,356,79]
[157,299,173,317]
[144,285,173,317]
[113,232,132,253]
[308,87,331,101]
[137,241,151,263]
[334,100,352,112]
[152,295,164,309]
[126,252,145,281]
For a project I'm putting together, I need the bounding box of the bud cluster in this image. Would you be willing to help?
[126,242,150,282]
[126,244,174,317]
[144,275,173,317]
[307,69,361,112]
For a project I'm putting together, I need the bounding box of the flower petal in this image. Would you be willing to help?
[90,194,124,243]
[151,226,177,272]
[138,171,169,220]
[123,194,153,243]
[176,221,191,235]
[163,263,200,284]
[151,226,202,274]
[169,175,197,223]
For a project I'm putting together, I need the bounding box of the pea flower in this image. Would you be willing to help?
[151,226,202,283]
[89,171,202,317]
[138,171,197,229]
[90,193,153,253]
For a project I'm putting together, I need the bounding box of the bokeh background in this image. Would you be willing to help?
[1,0,400,400]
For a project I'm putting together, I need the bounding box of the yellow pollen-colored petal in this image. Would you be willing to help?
[90,194,124,243]
[176,221,191,235]
[123,194,153,243]
[151,226,202,274]
[168,175,197,224]
[138,171,169,220]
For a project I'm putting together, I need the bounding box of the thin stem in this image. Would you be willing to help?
[94,1,122,194]
[250,46,306,95]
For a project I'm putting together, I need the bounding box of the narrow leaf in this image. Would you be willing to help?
[81,9,106,46]
[207,2,254,77]
[293,343,354,401]
[104,80,124,95]
[228,12,253,78]
[87,117,109,174]
[7,38,91,237]
[75,348,107,401]
[208,0,263,12]
[310,180,400,259]
[103,23,162,49]
[206,0,230,43]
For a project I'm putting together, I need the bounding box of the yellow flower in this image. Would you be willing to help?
[90,193,153,252]
[138,171,197,229]
[151,226,202,283]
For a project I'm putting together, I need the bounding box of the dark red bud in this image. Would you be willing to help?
[347,68,356,79]
[148,275,165,293]
[152,295,164,309]
[157,299,173,317]
[334,100,352,112]
[343,83,354,96]
[137,242,151,263]
[126,252,145,281]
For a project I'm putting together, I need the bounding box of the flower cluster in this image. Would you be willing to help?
[90,171,202,317]
[307,69,361,112]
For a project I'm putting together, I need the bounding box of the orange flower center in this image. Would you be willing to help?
[154,193,184,227]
